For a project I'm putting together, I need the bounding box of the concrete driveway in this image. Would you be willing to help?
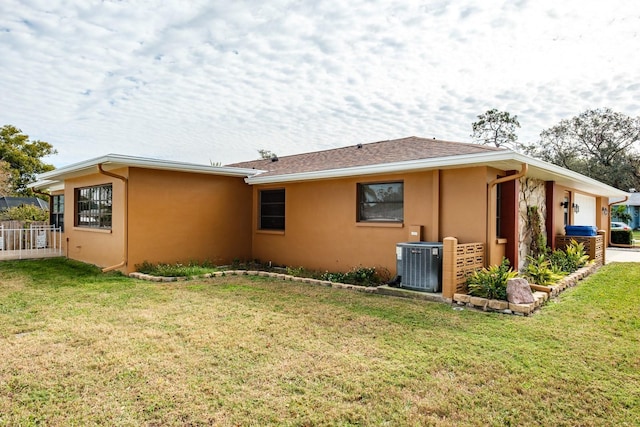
[606,247,640,263]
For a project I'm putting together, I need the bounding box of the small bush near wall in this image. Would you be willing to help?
[525,255,565,287]
[466,258,518,301]
[136,260,389,287]
[320,266,389,287]
[136,260,217,277]
[611,230,633,245]
[544,240,590,274]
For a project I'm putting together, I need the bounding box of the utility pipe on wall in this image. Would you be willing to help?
[98,164,129,272]
[486,163,528,267]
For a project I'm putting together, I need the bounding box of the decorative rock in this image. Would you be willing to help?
[507,278,534,304]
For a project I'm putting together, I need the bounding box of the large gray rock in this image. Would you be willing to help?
[506,278,534,304]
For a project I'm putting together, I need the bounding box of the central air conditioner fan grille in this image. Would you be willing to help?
[396,242,443,292]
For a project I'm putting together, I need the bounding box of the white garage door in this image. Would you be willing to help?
[573,193,596,226]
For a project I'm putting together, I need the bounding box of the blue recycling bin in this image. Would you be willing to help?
[565,225,597,237]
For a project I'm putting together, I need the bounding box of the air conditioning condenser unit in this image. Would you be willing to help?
[396,242,443,292]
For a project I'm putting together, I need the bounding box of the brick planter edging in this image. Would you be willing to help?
[452,262,599,315]
[128,269,385,295]
[128,270,452,302]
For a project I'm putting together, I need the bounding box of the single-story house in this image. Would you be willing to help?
[30,136,626,281]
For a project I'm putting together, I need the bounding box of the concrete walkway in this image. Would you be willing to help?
[606,247,640,263]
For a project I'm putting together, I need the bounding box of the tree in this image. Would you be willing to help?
[525,108,640,191]
[258,149,277,160]
[0,160,11,196]
[471,109,521,149]
[0,204,48,222]
[0,125,56,195]
[611,205,632,224]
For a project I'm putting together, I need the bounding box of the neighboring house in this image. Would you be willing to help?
[0,196,49,212]
[609,192,640,229]
[30,137,626,275]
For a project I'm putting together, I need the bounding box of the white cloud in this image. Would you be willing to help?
[0,0,639,167]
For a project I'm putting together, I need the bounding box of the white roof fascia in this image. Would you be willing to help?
[35,154,263,183]
[246,150,627,198]
[509,152,628,198]
[245,151,513,185]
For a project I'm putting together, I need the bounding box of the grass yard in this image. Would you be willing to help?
[0,259,638,426]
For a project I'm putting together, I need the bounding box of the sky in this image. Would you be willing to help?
[1,0,639,168]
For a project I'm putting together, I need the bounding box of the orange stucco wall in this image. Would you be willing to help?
[62,167,252,273]
[439,167,492,243]
[127,168,252,271]
[251,167,492,274]
[64,169,127,270]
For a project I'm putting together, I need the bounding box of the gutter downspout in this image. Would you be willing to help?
[608,196,630,248]
[486,163,528,267]
[98,164,128,272]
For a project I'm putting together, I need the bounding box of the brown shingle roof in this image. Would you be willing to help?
[228,136,506,177]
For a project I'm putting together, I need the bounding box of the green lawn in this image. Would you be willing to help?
[0,258,638,426]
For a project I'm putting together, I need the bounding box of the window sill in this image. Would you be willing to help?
[73,227,113,234]
[356,222,404,228]
[256,229,285,235]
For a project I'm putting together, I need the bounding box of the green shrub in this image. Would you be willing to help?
[286,266,310,277]
[524,254,565,286]
[563,240,590,270]
[466,258,518,301]
[611,230,633,245]
[549,240,590,274]
[135,260,216,277]
[320,266,388,287]
[548,250,571,273]
[0,204,48,222]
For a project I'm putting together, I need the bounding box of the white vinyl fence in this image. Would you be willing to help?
[0,224,63,260]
